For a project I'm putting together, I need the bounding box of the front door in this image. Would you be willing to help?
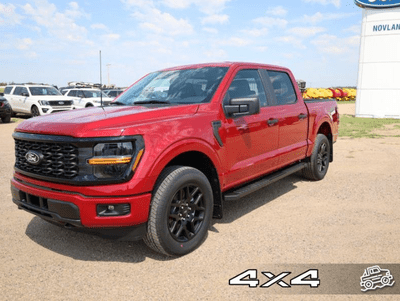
[221,69,280,190]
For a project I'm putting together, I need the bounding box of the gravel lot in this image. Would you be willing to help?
[1,103,399,300]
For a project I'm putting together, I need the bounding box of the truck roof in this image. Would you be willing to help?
[160,62,290,72]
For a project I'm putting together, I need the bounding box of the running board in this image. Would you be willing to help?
[223,163,307,201]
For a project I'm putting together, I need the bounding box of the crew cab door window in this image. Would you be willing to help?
[226,70,267,107]
[267,70,297,105]
[77,90,84,98]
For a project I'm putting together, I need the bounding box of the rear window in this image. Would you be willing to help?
[266,70,297,105]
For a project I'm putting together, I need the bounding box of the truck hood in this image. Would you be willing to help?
[15,105,199,138]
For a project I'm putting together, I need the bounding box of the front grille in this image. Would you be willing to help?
[49,100,73,106]
[15,139,79,179]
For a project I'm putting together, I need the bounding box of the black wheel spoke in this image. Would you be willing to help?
[168,183,206,242]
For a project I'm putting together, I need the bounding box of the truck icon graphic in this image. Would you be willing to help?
[360,265,395,292]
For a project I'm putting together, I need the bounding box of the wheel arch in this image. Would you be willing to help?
[317,121,333,162]
[146,140,223,219]
[165,151,223,219]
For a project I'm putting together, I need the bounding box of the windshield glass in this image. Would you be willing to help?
[82,90,109,98]
[115,67,229,106]
[29,87,62,96]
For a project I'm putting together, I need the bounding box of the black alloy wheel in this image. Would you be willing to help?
[168,184,205,242]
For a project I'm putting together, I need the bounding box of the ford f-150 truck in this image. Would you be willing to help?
[11,62,339,256]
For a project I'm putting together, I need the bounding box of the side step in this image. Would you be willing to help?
[223,162,307,201]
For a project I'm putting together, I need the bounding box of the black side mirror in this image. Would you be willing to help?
[21,92,29,97]
[224,97,260,118]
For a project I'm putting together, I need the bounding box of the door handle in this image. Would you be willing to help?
[298,113,307,120]
[237,125,248,131]
[267,118,279,126]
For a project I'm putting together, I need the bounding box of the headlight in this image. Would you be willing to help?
[87,142,144,179]
[39,100,50,106]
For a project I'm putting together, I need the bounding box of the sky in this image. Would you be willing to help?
[0,0,363,88]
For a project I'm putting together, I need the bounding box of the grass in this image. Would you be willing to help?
[339,115,400,138]
[337,100,355,104]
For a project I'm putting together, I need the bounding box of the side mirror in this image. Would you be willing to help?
[21,92,29,97]
[224,97,260,118]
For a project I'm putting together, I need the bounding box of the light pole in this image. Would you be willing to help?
[106,63,111,87]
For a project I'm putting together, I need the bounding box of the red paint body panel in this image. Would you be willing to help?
[11,62,338,230]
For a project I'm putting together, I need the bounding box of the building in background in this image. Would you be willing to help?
[356,1,400,118]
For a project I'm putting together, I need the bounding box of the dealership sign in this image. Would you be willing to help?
[355,0,400,8]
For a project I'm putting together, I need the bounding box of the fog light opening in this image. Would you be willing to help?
[97,204,130,217]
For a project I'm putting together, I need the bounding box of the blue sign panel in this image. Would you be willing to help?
[355,0,400,8]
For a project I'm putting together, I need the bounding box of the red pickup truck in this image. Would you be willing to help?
[11,62,339,256]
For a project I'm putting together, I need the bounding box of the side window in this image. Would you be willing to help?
[77,90,84,97]
[13,87,22,95]
[68,90,77,97]
[226,69,267,107]
[266,70,297,105]
[4,86,12,94]
[21,87,29,96]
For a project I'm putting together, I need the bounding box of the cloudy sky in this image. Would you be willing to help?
[1,0,362,88]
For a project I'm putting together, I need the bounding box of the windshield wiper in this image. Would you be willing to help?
[109,101,126,106]
[134,100,170,105]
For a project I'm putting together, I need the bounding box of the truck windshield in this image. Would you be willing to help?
[114,67,229,106]
[29,87,62,96]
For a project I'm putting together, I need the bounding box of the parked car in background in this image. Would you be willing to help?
[103,89,124,98]
[3,84,74,117]
[0,96,12,123]
[62,88,112,108]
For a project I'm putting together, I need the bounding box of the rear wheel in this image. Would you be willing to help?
[31,105,40,117]
[144,166,213,256]
[303,134,330,181]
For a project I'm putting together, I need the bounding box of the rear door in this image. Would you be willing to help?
[221,68,280,189]
[262,69,308,166]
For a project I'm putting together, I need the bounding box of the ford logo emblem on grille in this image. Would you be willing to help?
[355,0,400,8]
[25,150,44,165]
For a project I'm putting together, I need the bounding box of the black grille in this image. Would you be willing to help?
[15,139,79,179]
[48,100,73,106]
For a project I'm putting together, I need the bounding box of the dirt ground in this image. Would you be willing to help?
[1,103,399,300]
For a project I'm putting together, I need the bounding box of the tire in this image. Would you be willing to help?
[1,115,11,123]
[364,280,373,289]
[303,134,330,181]
[144,166,213,256]
[86,104,93,107]
[31,105,40,117]
[10,109,16,117]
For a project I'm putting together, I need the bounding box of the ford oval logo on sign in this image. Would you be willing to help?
[25,150,44,165]
[355,0,400,8]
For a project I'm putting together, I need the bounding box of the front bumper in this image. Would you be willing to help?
[11,177,151,240]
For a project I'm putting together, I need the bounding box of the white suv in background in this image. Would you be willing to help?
[62,88,112,108]
[3,84,74,117]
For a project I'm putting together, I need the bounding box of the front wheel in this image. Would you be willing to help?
[144,166,213,256]
[303,134,330,181]
[31,105,40,117]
